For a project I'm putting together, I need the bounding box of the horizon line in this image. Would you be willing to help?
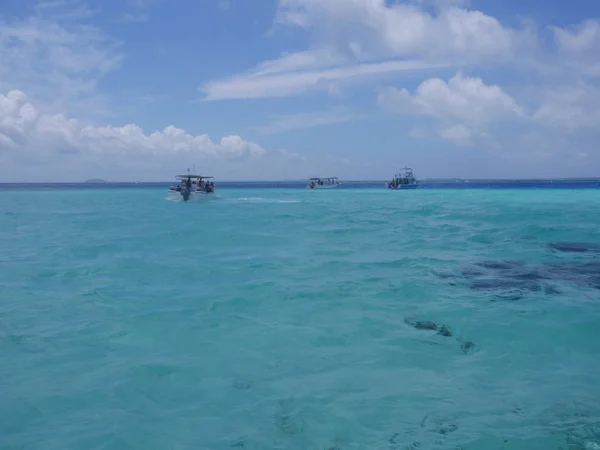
[1,177,600,184]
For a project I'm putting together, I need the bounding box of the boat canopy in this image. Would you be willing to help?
[175,174,214,179]
[309,177,338,181]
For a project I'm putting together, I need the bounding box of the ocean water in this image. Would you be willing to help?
[1,186,600,450]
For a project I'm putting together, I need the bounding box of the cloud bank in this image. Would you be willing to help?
[0,89,305,181]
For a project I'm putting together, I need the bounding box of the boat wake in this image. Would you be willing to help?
[231,197,302,204]
[165,194,219,203]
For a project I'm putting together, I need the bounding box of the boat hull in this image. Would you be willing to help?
[390,184,418,190]
[307,184,339,189]
[167,190,215,202]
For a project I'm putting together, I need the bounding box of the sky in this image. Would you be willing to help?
[0,0,599,182]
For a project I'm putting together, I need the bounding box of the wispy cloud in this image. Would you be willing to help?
[127,0,159,9]
[118,0,161,23]
[252,110,366,134]
[138,94,167,105]
[118,12,150,23]
[200,59,446,101]
[199,0,535,102]
[0,0,123,115]
[34,0,99,21]
[252,48,347,76]
[218,0,231,11]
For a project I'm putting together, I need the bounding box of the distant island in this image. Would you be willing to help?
[84,178,109,183]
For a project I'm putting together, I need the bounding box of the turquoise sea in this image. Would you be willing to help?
[1,184,600,449]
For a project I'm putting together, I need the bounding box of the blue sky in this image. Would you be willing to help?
[0,0,599,181]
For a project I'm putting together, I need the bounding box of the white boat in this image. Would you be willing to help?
[167,172,215,201]
[386,167,418,190]
[307,177,340,189]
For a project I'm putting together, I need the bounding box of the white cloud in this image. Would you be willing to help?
[200,0,532,101]
[201,59,445,100]
[0,3,122,115]
[127,0,161,10]
[0,89,311,181]
[552,19,600,55]
[438,124,475,146]
[119,0,163,22]
[275,0,523,62]
[533,83,600,132]
[379,65,600,162]
[378,72,525,145]
[251,110,365,135]
[379,72,525,122]
[33,0,98,21]
[410,0,469,8]
[551,19,600,79]
[252,47,347,76]
[218,0,231,11]
[119,13,150,23]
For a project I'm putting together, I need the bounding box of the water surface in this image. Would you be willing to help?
[1,187,599,449]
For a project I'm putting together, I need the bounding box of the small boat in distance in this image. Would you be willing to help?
[167,171,215,201]
[308,177,341,189]
[386,167,418,189]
